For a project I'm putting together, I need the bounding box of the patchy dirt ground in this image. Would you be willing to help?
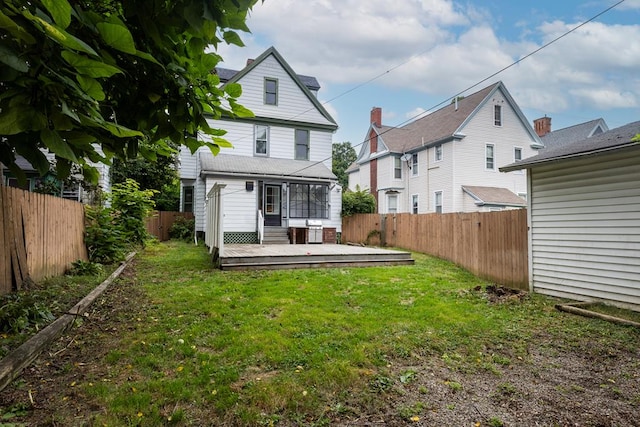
[1,263,639,426]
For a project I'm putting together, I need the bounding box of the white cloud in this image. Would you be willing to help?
[217,0,640,123]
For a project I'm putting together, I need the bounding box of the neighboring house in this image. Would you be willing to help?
[347,81,542,214]
[2,153,110,204]
[178,46,341,244]
[500,121,640,311]
[532,116,609,149]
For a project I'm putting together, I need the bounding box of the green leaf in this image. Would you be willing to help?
[42,0,72,29]
[62,51,122,78]
[222,30,245,47]
[228,100,254,118]
[77,75,106,101]
[41,129,78,162]
[0,45,29,72]
[30,15,98,56]
[96,22,136,54]
[100,121,143,138]
[134,50,162,66]
[81,163,100,185]
[0,9,36,44]
[0,105,46,134]
[55,157,72,180]
[224,82,242,98]
[15,143,51,175]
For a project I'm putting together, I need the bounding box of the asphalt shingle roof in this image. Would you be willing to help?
[199,152,336,180]
[540,118,608,150]
[377,83,499,153]
[501,120,640,171]
[461,186,526,207]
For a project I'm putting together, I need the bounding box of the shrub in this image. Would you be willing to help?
[67,259,104,276]
[169,216,195,241]
[342,186,376,217]
[85,205,126,264]
[110,179,156,246]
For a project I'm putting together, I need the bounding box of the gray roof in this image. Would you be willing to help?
[462,186,526,207]
[540,118,608,150]
[200,152,336,181]
[215,67,321,92]
[1,155,38,173]
[501,120,640,172]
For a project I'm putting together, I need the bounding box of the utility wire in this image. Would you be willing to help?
[206,0,626,196]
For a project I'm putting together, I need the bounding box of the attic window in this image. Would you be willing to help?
[494,105,502,126]
[265,78,278,105]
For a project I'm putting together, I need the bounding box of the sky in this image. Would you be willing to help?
[215,0,640,151]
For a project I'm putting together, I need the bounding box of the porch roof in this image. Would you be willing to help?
[200,153,337,181]
[461,185,526,207]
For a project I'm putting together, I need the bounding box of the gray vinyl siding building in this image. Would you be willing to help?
[501,121,640,311]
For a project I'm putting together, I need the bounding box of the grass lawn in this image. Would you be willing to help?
[2,240,639,426]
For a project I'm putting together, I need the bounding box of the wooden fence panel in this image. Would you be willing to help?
[342,210,529,290]
[145,211,194,242]
[0,186,87,294]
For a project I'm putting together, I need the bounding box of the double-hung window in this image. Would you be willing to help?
[412,194,419,214]
[182,186,194,213]
[486,144,495,170]
[388,194,398,214]
[289,183,328,218]
[434,191,443,214]
[394,157,402,179]
[514,147,522,162]
[295,129,310,160]
[265,78,278,105]
[255,125,269,156]
[411,153,418,176]
[494,105,502,126]
[435,144,443,162]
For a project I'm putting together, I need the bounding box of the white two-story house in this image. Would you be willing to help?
[347,81,542,214]
[179,47,341,245]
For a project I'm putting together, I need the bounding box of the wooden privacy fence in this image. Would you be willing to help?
[145,211,194,241]
[342,210,529,290]
[0,186,87,294]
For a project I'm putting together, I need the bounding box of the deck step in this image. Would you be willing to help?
[220,250,415,271]
[261,227,290,245]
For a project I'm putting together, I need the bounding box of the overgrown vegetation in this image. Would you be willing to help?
[342,185,376,216]
[85,178,156,264]
[169,216,195,242]
[4,242,637,425]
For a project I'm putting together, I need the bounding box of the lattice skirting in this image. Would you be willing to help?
[224,232,259,244]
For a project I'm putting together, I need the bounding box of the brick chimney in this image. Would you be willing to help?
[533,116,552,137]
[370,107,382,127]
[246,58,254,66]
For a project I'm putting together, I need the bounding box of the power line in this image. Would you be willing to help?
[206,0,626,197]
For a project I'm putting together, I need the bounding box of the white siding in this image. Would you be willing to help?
[234,56,334,127]
[178,145,198,179]
[529,149,640,309]
[451,88,537,212]
[205,178,258,233]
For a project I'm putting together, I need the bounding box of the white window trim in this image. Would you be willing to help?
[494,104,502,127]
[485,143,495,171]
[393,156,402,180]
[411,194,419,214]
[387,193,398,214]
[513,146,523,174]
[434,144,443,162]
[411,153,418,176]
[434,190,443,214]
[254,124,269,157]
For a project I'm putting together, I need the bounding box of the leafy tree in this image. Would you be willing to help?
[0,0,258,184]
[342,186,376,217]
[111,151,180,211]
[332,142,357,189]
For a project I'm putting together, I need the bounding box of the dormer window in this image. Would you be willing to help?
[265,78,278,105]
[494,105,502,126]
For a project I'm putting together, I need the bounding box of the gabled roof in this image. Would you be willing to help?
[200,152,336,181]
[215,68,320,92]
[216,46,336,128]
[462,186,526,207]
[540,118,609,150]
[501,120,640,172]
[368,81,541,155]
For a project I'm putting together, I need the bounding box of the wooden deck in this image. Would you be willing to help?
[220,244,415,270]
